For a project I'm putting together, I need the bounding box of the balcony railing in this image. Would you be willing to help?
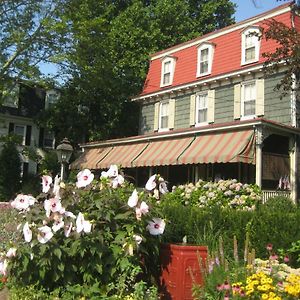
[262,190,291,203]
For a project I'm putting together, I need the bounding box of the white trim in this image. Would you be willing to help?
[160,57,176,87]
[241,26,261,65]
[151,6,291,61]
[197,43,214,77]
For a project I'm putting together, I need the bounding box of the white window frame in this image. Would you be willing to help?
[241,26,261,65]
[195,92,209,126]
[197,43,214,77]
[14,124,26,145]
[158,101,169,132]
[241,81,256,119]
[160,56,176,87]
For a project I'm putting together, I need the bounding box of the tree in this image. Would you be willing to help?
[42,0,236,143]
[0,135,22,200]
[262,13,300,97]
[0,0,68,102]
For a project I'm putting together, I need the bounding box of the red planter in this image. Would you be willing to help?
[159,244,208,300]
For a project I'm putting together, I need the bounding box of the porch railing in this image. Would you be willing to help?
[262,190,291,203]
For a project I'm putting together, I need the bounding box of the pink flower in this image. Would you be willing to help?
[11,194,36,211]
[111,174,124,189]
[128,189,139,207]
[223,281,231,290]
[146,218,165,235]
[135,201,149,220]
[270,253,278,260]
[101,165,118,178]
[283,255,290,263]
[41,175,52,193]
[37,226,53,244]
[216,284,224,291]
[23,222,32,242]
[76,169,94,188]
[44,197,62,217]
[266,243,273,251]
[76,212,92,233]
[52,216,64,232]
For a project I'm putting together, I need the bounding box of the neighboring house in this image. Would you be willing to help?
[72,2,300,202]
[0,82,59,177]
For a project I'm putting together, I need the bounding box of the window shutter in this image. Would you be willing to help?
[8,122,14,133]
[256,79,264,116]
[25,125,32,146]
[207,90,215,123]
[234,84,241,119]
[168,99,175,129]
[189,94,196,126]
[39,128,44,147]
[154,102,159,131]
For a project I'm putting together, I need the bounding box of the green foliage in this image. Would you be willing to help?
[7,171,162,298]
[41,0,236,143]
[160,189,300,261]
[21,174,41,196]
[0,135,21,200]
[38,150,60,175]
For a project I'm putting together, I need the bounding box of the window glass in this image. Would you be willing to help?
[14,125,26,144]
[243,83,256,116]
[199,48,209,74]
[196,93,208,124]
[160,102,169,129]
[163,61,171,85]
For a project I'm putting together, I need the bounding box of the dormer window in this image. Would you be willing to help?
[197,43,214,77]
[160,56,176,87]
[241,26,261,65]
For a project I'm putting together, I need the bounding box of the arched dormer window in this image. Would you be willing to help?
[160,56,176,87]
[197,42,215,77]
[241,26,261,65]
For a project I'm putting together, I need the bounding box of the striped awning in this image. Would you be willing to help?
[132,137,194,167]
[178,130,255,165]
[97,143,149,169]
[71,147,113,169]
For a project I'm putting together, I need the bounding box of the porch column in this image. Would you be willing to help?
[255,127,263,187]
[289,137,297,203]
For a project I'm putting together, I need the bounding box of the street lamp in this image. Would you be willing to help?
[56,137,73,181]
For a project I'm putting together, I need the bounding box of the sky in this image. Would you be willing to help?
[232,0,289,22]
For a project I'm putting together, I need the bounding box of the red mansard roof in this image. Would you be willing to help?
[139,2,294,97]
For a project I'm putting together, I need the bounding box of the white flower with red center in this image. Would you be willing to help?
[11,194,36,211]
[101,165,118,178]
[44,197,62,217]
[23,222,32,242]
[76,212,92,233]
[135,201,149,220]
[146,218,166,235]
[111,174,124,189]
[76,169,94,188]
[41,175,52,193]
[52,216,65,232]
[6,247,17,258]
[145,174,157,191]
[37,226,53,244]
[128,189,139,208]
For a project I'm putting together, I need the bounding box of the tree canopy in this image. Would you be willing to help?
[41,0,236,144]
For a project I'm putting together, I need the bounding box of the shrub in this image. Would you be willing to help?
[3,167,165,298]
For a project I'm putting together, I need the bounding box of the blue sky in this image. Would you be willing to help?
[233,0,288,22]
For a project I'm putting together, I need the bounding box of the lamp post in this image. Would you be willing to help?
[56,137,73,181]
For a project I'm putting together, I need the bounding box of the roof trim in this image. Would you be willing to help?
[150,3,292,61]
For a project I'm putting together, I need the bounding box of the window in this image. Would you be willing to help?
[14,125,26,145]
[43,130,55,148]
[160,56,176,87]
[45,89,60,109]
[197,43,214,77]
[159,102,169,130]
[2,83,19,108]
[196,93,208,124]
[241,81,256,118]
[241,27,261,65]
